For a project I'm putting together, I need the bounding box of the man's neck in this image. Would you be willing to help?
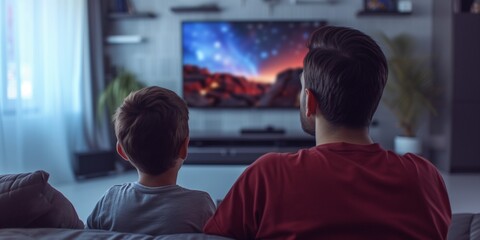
[315,123,373,146]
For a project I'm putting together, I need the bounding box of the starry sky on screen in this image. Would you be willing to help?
[182,21,323,84]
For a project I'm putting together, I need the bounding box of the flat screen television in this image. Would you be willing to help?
[182,20,326,108]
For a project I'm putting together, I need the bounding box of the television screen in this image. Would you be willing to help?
[182,20,326,108]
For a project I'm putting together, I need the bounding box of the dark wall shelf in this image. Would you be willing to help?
[104,12,155,45]
[171,4,221,13]
[108,12,157,19]
[357,11,412,16]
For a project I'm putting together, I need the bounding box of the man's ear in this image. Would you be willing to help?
[305,89,318,117]
[116,142,130,161]
[179,137,190,160]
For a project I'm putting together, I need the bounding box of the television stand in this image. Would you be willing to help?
[186,132,315,165]
[240,126,285,135]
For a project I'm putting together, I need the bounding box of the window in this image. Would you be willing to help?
[0,1,4,110]
[1,0,38,113]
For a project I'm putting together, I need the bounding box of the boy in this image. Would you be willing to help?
[87,86,216,235]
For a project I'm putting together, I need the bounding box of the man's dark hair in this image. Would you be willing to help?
[113,86,189,175]
[304,26,387,128]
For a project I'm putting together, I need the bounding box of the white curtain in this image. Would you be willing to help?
[0,0,93,183]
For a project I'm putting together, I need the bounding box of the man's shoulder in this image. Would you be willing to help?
[245,148,313,174]
[256,151,287,162]
[255,148,308,163]
[249,151,295,169]
[401,153,441,173]
[402,152,430,162]
[393,151,430,165]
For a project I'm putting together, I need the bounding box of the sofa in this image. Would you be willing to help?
[0,228,231,239]
[1,171,479,239]
[447,213,480,240]
[0,170,232,239]
[0,214,478,239]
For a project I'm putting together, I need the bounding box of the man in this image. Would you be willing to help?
[203,26,451,239]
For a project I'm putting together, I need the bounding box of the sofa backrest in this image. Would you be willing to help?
[448,213,480,240]
[0,228,234,240]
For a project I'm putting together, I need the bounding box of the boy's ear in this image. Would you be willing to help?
[179,137,190,160]
[305,89,318,117]
[116,142,130,161]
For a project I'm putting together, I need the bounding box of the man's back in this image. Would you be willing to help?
[204,142,451,239]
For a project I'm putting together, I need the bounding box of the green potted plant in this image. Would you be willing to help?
[380,33,437,155]
[97,70,145,122]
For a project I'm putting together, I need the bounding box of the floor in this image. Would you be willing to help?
[53,166,480,223]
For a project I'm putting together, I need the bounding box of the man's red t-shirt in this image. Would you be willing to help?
[204,142,451,240]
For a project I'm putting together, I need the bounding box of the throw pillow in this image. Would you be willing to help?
[0,170,84,229]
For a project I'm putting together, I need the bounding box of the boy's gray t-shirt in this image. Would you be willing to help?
[86,183,216,235]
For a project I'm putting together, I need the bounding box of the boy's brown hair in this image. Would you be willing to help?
[113,86,189,175]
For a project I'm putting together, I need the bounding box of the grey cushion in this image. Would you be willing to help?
[448,213,480,240]
[0,170,84,229]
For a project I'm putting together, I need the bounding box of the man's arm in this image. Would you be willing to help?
[203,161,266,239]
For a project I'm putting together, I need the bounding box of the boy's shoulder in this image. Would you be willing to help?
[173,186,215,207]
[111,182,135,189]
[175,185,213,199]
[104,182,136,195]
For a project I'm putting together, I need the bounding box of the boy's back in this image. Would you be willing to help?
[87,183,215,235]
